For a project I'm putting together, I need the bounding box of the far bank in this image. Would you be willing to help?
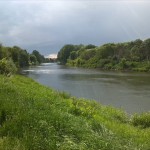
[57,39,150,72]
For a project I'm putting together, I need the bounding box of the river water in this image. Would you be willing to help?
[23,63,150,114]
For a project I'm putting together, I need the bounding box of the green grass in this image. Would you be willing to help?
[0,75,150,150]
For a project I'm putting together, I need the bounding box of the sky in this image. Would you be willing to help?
[0,0,150,56]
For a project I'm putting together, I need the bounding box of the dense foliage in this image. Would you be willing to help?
[57,44,84,64]
[0,44,46,75]
[0,58,17,76]
[0,75,150,149]
[58,38,150,71]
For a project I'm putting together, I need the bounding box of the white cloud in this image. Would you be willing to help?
[45,53,57,59]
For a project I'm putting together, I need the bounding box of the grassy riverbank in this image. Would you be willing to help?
[0,75,150,150]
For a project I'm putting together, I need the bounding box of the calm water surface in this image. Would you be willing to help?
[23,63,150,114]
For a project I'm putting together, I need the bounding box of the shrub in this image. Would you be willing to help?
[97,59,110,68]
[0,58,17,76]
[131,112,150,128]
[103,63,113,70]
[0,109,6,126]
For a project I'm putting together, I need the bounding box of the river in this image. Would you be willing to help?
[23,63,150,114]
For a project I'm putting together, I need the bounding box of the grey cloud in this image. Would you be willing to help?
[0,0,150,55]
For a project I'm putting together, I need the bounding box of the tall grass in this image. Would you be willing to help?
[0,75,150,150]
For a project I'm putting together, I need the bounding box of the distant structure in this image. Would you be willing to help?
[45,54,57,62]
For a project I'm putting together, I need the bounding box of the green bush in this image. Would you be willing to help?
[103,63,113,70]
[131,112,150,128]
[0,110,6,126]
[0,58,17,76]
[97,59,110,68]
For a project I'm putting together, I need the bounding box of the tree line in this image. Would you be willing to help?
[57,38,150,71]
[0,44,46,75]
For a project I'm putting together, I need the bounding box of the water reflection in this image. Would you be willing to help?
[22,63,150,114]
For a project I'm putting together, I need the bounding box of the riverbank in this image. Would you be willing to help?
[0,75,150,150]
[58,39,150,72]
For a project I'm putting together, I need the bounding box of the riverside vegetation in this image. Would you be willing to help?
[0,42,150,149]
[58,38,150,72]
[0,75,150,150]
[0,43,49,76]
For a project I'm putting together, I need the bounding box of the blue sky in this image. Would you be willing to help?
[0,0,150,56]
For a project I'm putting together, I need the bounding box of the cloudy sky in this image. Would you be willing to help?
[0,0,150,56]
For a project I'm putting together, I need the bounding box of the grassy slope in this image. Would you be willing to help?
[0,75,150,150]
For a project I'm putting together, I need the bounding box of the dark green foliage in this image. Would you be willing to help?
[131,112,150,128]
[0,44,3,60]
[7,46,30,68]
[32,50,45,64]
[57,44,84,64]
[0,58,17,76]
[18,50,29,67]
[96,44,114,59]
[10,46,20,66]
[59,38,150,72]
[29,54,37,65]
[57,44,76,64]
[80,49,96,60]
[141,38,150,60]
[0,110,6,126]
[85,44,96,49]
[69,51,77,60]
[0,44,46,75]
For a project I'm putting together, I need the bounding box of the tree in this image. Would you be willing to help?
[0,44,3,60]
[85,44,96,49]
[19,50,29,67]
[128,39,142,61]
[29,54,37,65]
[57,44,77,64]
[80,49,96,60]
[96,44,114,59]
[0,58,17,76]
[142,39,150,61]
[69,51,77,60]
[32,50,45,64]
[7,46,21,66]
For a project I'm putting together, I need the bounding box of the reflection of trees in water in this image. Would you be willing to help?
[58,72,150,88]
[22,70,41,80]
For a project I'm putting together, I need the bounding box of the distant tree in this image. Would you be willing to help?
[32,50,45,64]
[0,47,10,59]
[85,44,96,49]
[0,43,47,72]
[29,54,37,65]
[142,38,150,60]
[130,46,141,61]
[7,46,20,67]
[114,43,127,60]
[96,44,114,59]
[128,39,141,61]
[19,50,29,67]
[69,51,78,60]
[133,39,143,46]
[57,44,77,64]
[57,38,150,71]
[80,49,96,60]
[0,44,3,60]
